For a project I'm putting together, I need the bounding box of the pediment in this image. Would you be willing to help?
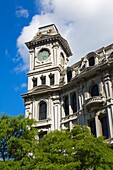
[32,85,52,93]
[86,52,98,58]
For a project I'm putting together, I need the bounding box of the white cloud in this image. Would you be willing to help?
[16,0,113,71]
[16,6,29,18]
[14,83,27,92]
[21,83,27,88]
[5,49,9,57]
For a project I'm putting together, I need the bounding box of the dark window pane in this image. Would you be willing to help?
[39,131,47,140]
[100,116,109,139]
[64,122,70,130]
[109,52,113,59]
[49,74,54,85]
[67,71,72,82]
[60,53,65,65]
[39,101,47,120]
[32,77,37,87]
[91,84,99,96]
[89,57,95,66]
[41,76,46,85]
[89,119,96,137]
[64,96,69,116]
[71,93,77,113]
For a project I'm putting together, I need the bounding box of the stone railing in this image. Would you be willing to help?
[35,119,51,127]
[85,96,105,111]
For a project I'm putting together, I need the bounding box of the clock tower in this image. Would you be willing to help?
[22,24,72,137]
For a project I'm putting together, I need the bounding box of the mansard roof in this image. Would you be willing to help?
[25,25,72,57]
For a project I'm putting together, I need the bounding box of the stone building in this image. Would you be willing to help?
[22,24,113,142]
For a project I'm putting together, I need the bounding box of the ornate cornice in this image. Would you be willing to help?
[25,34,72,57]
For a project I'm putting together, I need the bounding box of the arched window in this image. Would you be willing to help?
[71,93,77,113]
[39,101,47,120]
[67,70,72,82]
[90,84,99,97]
[88,56,95,66]
[64,96,69,116]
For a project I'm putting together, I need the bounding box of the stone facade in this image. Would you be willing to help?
[22,24,113,142]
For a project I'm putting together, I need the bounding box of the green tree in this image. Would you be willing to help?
[35,130,80,170]
[0,114,38,170]
[71,125,113,170]
[1,114,113,170]
[34,125,113,170]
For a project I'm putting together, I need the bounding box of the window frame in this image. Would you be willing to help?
[39,101,47,120]
[88,56,95,66]
[32,77,37,87]
[100,115,109,139]
[67,70,72,83]
[88,118,96,137]
[64,96,69,116]
[71,92,77,113]
[49,73,54,85]
[41,75,46,85]
[90,84,99,97]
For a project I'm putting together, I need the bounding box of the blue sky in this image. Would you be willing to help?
[1,0,113,116]
[0,0,39,116]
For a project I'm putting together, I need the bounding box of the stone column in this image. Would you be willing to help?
[70,121,73,130]
[68,93,72,115]
[61,97,65,129]
[103,73,112,98]
[95,113,102,137]
[32,98,35,119]
[78,94,82,110]
[46,74,50,86]
[61,97,65,118]
[52,97,60,130]
[103,73,113,138]
[52,43,59,65]
[25,102,31,118]
[48,97,51,120]
[85,60,89,68]
[29,49,35,71]
[107,107,113,138]
[95,56,98,65]
[68,93,72,130]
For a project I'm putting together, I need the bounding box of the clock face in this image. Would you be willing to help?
[38,49,50,61]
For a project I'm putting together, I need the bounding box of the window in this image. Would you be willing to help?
[49,74,54,85]
[32,77,37,87]
[109,52,113,59]
[39,101,47,120]
[41,75,46,85]
[90,84,99,97]
[60,52,65,65]
[88,56,95,66]
[64,96,69,116]
[71,93,77,113]
[39,131,47,140]
[89,119,96,137]
[64,122,70,130]
[67,70,72,82]
[100,115,109,139]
